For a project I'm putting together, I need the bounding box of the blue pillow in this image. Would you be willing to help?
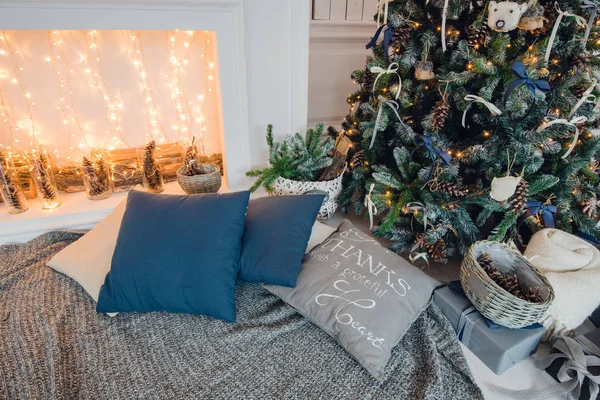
[239,194,325,286]
[97,190,250,322]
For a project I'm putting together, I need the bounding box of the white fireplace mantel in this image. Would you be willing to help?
[0,0,310,244]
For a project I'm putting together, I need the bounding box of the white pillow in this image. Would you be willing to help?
[47,199,127,316]
[48,196,335,313]
[305,220,337,254]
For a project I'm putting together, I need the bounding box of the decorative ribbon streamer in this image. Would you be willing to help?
[457,306,485,346]
[376,0,392,27]
[406,201,428,232]
[536,116,587,158]
[568,78,597,118]
[441,0,449,51]
[371,95,404,149]
[462,95,502,128]
[503,61,550,121]
[409,252,430,266]
[412,135,452,180]
[544,4,587,63]
[369,63,402,100]
[364,183,378,230]
[581,0,599,47]
[366,24,394,64]
[523,201,557,228]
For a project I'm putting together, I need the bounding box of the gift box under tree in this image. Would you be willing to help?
[434,284,545,375]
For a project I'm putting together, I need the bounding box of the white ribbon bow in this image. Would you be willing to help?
[406,201,428,232]
[409,252,429,266]
[537,116,588,158]
[545,5,587,63]
[581,0,599,46]
[376,0,393,27]
[569,78,597,118]
[441,0,449,51]
[370,62,402,100]
[364,183,378,230]
[462,95,502,128]
[371,95,404,149]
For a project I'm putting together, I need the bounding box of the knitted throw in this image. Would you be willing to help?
[524,229,600,338]
[0,231,483,400]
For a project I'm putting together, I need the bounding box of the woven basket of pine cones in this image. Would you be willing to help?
[176,165,221,194]
[460,240,554,329]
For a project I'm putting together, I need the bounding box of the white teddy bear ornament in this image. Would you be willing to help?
[487,1,528,32]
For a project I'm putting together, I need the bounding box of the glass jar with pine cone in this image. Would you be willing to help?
[81,153,114,200]
[27,147,61,210]
[0,152,29,214]
[137,141,164,193]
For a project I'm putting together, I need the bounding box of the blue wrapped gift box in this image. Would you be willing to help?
[434,285,546,375]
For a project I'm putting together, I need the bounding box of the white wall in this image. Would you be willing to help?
[308,2,376,128]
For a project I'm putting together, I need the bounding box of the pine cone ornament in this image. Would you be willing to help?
[510,179,529,216]
[362,66,375,94]
[583,196,598,219]
[415,233,447,263]
[35,153,58,201]
[431,99,451,132]
[390,24,411,54]
[573,85,590,99]
[0,154,26,212]
[467,23,490,49]
[349,150,365,170]
[478,253,544,303]
[434,181,467,197]
[184,159,204,176]
[572,54,591,70]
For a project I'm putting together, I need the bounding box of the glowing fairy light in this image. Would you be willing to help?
[129,30,169,143]
[82,30,129,147]
[1,31,38,146]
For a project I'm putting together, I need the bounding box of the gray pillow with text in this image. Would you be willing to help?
[264,220,440,381]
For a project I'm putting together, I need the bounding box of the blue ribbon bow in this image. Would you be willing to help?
[366,24,393,64]
[523,201,557,228]
[503,61,551,106]
[412,135,452,180]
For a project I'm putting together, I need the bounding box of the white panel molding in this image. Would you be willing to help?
[307,19,373,130]
[290,0,311,136]
[310,19,375,43]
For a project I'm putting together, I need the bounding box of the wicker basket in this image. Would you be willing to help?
[177,165,221,194]
[270,164,346,221]
[460,241,554,329]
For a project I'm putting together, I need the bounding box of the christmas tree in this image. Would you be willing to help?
[337,0,600,263]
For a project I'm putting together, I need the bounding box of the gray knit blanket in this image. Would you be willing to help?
[0,231,483,400]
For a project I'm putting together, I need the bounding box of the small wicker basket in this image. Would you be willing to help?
[270,164,346,220]
[177,165,221,194]
[460,241,554,329]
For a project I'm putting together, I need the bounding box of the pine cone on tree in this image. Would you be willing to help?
[434,181,467,197]
[431,98,451,132]
[415,233,447,263]
[349,150,365,170]
[362,66,376,94]
[467,22,490,49]
[571,54,591,70]
[390,24,411,54]
[583,196,598,219]
[510,179,529,216]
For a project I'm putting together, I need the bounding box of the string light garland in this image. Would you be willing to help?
[0,86,24,150]
[47,30,92,161]
[81,30,130,148]
[0,31,38,147]
[165,30,192,144]
[128,30,169,144]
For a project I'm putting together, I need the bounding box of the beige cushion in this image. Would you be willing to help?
[48,195,334,315]
[305,221,337,254]
[47,199,127,316]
